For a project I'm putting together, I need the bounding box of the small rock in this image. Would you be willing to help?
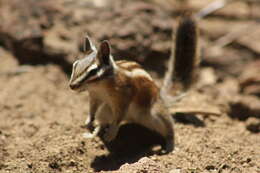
[99,157,165,173]
[169,169,181,173]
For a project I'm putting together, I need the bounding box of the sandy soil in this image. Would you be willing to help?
[0,0,260,173]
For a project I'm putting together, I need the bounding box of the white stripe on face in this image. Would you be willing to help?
[70,60,79,83]
[70,51,98,84]
[74,63,98,84]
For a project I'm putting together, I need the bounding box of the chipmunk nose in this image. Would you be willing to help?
[69,83,78,90]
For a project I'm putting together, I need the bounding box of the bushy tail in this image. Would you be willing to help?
[161,13,200,99]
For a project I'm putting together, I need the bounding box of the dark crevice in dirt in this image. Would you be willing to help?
[48,161,61,171]
[246,122,260,133]
[229,103,260,121]
[173,113,205,127]
[0,33,72,75]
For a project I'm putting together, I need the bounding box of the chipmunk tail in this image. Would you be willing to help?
[161,13,200,98]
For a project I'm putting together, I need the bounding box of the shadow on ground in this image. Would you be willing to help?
[90,123,167,171]
[173,113,205,127]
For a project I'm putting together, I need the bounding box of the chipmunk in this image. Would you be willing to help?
[69,14,199,153]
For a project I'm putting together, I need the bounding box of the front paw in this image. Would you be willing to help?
[103,124,119,142]
[85,117,94,131]
[83,132,95,139]
[83,126,101,139]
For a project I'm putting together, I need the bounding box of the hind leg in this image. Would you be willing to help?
[133,111,174,153]
[157,113,175,153]
[100,101,129,142]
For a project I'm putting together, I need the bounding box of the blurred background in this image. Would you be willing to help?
[0,0,259,172]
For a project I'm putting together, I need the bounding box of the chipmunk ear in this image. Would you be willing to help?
[83,35,96,52]
[97,40,111,65]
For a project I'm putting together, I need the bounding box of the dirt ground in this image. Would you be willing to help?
[0,0,260,173]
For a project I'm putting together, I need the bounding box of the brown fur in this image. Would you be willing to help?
[69,14,199,153]
[116,60,142,71]
[132,76,159,108]
[162,13,200,98]
[83,60,174,151]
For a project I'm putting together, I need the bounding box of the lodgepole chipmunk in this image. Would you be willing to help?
[69,14,200,152]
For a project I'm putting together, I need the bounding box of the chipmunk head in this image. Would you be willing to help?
[69,36,115,92]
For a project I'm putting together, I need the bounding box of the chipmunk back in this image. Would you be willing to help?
[69,14,200,153]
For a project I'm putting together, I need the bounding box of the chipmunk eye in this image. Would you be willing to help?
[79,67,99,83]
[88,68,99,76]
